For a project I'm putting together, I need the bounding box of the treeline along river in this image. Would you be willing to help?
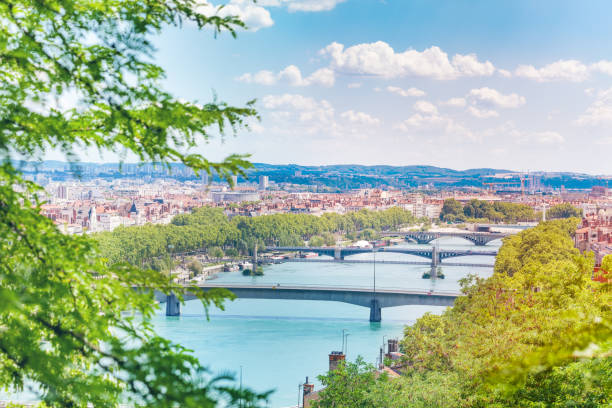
[152,238,501,407]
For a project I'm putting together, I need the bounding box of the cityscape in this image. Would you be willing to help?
[1,1,611,408]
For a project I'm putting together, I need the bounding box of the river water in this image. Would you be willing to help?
[152,238,501,407]
[1,238,500,406]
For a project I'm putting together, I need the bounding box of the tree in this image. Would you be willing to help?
[547,203,583,219]
[358,228,377,241]
[318,220,611,407]
[208,246,225,260]
[601,254,612,272]
[440,198,463,220]
[186,258,203,276]
[313,358,384,408]
[309,236,325,247]
[0,1,267,406]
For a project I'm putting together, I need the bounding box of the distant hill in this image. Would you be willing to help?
[14,160,607,191]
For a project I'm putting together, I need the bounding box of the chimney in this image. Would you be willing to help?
[387,339,398,353]
[328,351,345,372]
[303,376,314,407]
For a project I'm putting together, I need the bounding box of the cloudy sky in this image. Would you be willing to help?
[91,1,612,173]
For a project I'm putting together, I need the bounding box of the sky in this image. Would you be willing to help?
[71,0,612,173]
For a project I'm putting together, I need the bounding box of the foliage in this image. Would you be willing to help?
[547,203,583,219]
[96,206,417,266]
[313,358,384,408]
[308,235,326,247]
[186,258,203,276]
[358,228,378,241]
[316,220,611,407]
[440,198,463,220]
[602,254,612,272]
[0,0,270,405]
[440,198,539,223]
[208,246,225,259]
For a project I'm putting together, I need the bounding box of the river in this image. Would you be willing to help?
[152,238,501,407]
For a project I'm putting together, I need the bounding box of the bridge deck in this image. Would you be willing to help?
[281,258,494,268]
[160,284,459,309]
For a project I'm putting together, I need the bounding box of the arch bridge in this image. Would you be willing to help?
[380,231,508,246]
[270,246,498,266]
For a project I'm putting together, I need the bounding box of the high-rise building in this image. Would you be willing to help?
[57,185,67,200]
[259,175,269,190]
[230,175,238,186]
[201,172,209,185]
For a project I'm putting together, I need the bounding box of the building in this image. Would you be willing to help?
[575,208,612,265]
[211,191,260,203]
[57,185,67,200]
[259,175,269,190]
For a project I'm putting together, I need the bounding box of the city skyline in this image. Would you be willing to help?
[43,0,612,173]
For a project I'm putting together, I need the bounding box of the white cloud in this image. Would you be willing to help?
[237,70,277,85]
[319,42,496,80]
[498,69,512,78]
[305,67,335,87]
[413,100,438,115]
[468,87,526,108]
[533,131,564,144]
[468,106,499,119]
[591,60,612,76]
[196,0,274,31]
[347,82,362,88]
[514,60,590,82]
[395,102,475,141]
[395,113,475,141]
[237,65,335,87]
[196,0,345,32]
[268,0,347,12]
[260,93,384,139]
[484,122,564,145]
[575,88,612,126]
[340,110,381,125]
[451,54,496,77]
[386,86,426,97]
[441,97,466,107]
[262,94,322,110]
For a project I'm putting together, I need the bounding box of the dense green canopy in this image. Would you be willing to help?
[440,198,540,223]
[314,219,612,407]
[96,206,417,269]
[0,0,268,406]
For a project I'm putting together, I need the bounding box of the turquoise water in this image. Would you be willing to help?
[152,238,501,407]
[1,238,500,407]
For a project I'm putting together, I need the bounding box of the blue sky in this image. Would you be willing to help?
[84,1,612,173]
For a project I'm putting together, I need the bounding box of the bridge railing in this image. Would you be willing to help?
[194,282,462,296]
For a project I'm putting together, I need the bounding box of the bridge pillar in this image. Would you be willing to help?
[369,299,381,322]
[431,246,439,267]
[165,293,181,316]
[334,247,343,260]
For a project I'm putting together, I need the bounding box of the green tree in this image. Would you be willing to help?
[548,203,583,219]
[186,258,203,276]
[317,220,611,407]
[208,246,225,260]
[358,228,378,241]
[0,1,266,406]
[601,254,612,272]
[309,236,326,247]
[440,198,463,220]
[313,358,384,408]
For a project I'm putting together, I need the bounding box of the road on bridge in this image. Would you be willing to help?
[159,283,460,322]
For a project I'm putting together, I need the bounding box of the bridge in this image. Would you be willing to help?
[380,231,508,246]
[157,284,459,322]
[281,258,494,268]
[270,246,497,267]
